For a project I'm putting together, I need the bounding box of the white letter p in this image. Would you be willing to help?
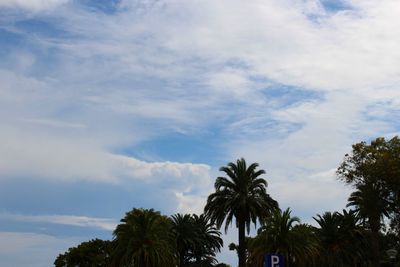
[271,255,280,266]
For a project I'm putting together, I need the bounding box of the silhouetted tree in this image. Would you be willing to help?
[112,208,176,267]
[171,213,222,267]
[54,238,113,267]
[313,210,367,267]
[247,208,318,267]
[337,137,400,265]
[204,158,278,267]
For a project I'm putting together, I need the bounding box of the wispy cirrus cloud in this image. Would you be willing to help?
[0,0,69,12]
[0,213,118,230]
[21,118,87,129]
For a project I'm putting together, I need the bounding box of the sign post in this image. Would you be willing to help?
[263,253,283,267]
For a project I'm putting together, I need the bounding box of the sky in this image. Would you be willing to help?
[1,0,400,266]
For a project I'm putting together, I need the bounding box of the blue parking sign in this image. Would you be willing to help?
[264,253,283,267]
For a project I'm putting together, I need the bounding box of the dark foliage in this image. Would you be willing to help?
[204,158,278,267]
[54,239,113,267]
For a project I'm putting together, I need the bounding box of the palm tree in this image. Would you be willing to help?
[171,213,223,267]
[204,158,278,267]
[172,214,198,267]
[313,212,346,267]
[290,224,319,266]
[112,208,176,267]
[313,210,367,267]
[247,208,318,267]
[347,181,391,266]
[191,214,223,266]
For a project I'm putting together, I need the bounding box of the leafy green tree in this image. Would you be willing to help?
[54,238,113,267]
[112,208,176,267]
[204,158,278,267]
[337,137,400,265]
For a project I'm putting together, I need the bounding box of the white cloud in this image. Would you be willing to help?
[0,123,213,189]
[175,192,207,215]
[114,156,214,214]
[0,119,214,215]
[0,0,68,12]
[0,125,117,183]
[271,169,351,217]
[226,91,379,219]
[22,118,87,129]
[206,68,253,97]
[115,155,211,182]
[7,0,400,97]
[0,232,78,267]
[0,0,399,205]
[0,213,118,230]
[120,0,399,96]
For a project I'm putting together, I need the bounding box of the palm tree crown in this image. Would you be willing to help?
[347,181,391,266]
[112,208,175,267]
[204,158,278,267]
[313,210,367,267]
[171,213,222,267]
[247,208,318,267]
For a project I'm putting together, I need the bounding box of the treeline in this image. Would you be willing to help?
[55,137,400,267]
[55,211,227,267]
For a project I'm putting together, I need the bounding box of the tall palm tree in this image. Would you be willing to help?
[204,158,278,267]
[112,208,176,267]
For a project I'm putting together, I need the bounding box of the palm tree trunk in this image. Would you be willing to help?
[370,217,381,267]
[371,229,380,267]
[238,218,246,267]
[179,253,185,267]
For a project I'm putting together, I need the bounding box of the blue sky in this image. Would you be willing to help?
[1,0,400,266]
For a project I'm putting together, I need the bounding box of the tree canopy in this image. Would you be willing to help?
[55,142,400,267]
[337,136,400,265]
[54,239,113,267]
